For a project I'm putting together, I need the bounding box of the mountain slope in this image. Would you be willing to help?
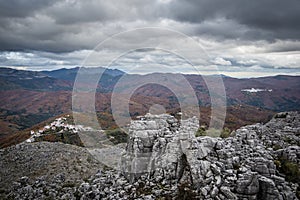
[1,67,299,112]
[0,67,299,146]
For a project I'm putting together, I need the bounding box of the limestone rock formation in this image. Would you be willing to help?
[2,111,299,199]
[120,112,299,199]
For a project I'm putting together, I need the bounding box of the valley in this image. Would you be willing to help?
[0,67,299,148]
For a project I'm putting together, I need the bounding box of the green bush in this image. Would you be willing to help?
[205,128,222,137]
[272,144,282,151]
[105,128,128,144]
[276,156,300,199]
[195,127,206,137]
[195,127,232,138]
[220,127,231,138]
[281,160,300,183]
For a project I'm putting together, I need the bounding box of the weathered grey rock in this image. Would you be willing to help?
[236,172,260,195]
[2,112,300,199]
[220,186,237,199]
[119,112,299,199]
[258,176,280,200]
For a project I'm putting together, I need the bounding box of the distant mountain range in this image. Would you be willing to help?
[0,67,125,91]
[1,67,298,110]
[0,67,299,147]
[42,67,125,81]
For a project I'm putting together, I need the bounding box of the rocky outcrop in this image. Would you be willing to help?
[120,113,199,182]
[120,112,299,199]
[0,142,102,199]
[2,112,299,199]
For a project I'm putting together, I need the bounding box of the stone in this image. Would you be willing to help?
[220,186,237,199]
[2,112,300,199]
[236,172,259,195]
[258,176,280,200]
[211,186,219,198]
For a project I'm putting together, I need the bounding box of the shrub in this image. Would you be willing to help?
[276,156,300,199]
[278,159,300,199]
[195,127,206,137]
[105,128,128,144]
[272,144,282,151]
[206,128,221,137]
[195,127,232,138]
[281,160,300,183]
[220,127,231,138]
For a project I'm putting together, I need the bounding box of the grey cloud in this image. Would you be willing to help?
[264,41,300,53]
[45,0,164,25]
[168,0,300,40]
[0,0,58,18]
[0,0,299,53]
[46,1,117,25]
[0,0,299,77]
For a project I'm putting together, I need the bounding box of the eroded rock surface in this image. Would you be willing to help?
[2,112,299,199]
[120,112,299,199]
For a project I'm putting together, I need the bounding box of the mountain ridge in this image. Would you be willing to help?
[0,67,299,147]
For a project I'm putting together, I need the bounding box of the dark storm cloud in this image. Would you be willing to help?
[45,1,118,25]
[0,0,299,53]
[169,0,300,40]
[0,0,299,76]
[0,0,58,18]
[0,0,165,52]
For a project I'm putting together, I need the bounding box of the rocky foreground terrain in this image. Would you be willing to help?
[0,112,299,199]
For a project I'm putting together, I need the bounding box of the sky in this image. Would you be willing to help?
[0,0,299,78]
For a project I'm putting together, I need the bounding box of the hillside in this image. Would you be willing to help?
[0,67,299,147]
